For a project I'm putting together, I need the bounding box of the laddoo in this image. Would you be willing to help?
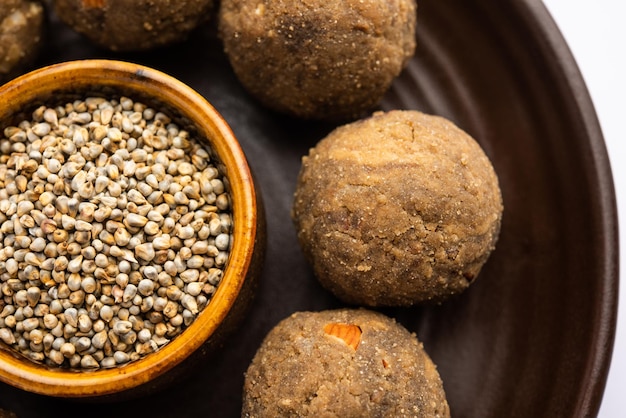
[0,0,45,83]
[218,0,417,121]
[242,309,450,417]
[52,0,213,51]
[291,110,503,306]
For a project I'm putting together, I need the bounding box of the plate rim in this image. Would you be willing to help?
[518,0,619,415]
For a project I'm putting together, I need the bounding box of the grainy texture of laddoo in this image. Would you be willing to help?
[0,0,45,83]
[218,0,417,121]
[242,309,450,418]
[52,0,213,51]
[292,110,503,306]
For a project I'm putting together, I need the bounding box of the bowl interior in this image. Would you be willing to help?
[0,60,259,397]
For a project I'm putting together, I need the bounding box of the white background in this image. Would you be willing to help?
[541,1,625,416]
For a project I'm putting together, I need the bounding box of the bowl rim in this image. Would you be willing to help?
[520,2,620,413]
[0,59,259,397]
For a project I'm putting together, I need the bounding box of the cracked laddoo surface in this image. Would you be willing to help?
[218,0,417,121]
[0,0,45,83]
[52,0,213,51]
[292,110,503,306]
[242,309,450,418]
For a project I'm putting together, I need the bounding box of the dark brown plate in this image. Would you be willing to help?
[0,0,618,417]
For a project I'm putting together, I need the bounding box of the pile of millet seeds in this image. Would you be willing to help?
[0,96,233,369]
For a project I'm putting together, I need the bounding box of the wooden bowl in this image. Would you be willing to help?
[0,59,265,398]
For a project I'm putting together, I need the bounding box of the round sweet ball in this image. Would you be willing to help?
[52,0,213,52]
[292,110,503,306]
[242,309,449,417]
[218,0,417,121]
[0,0,45,83]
